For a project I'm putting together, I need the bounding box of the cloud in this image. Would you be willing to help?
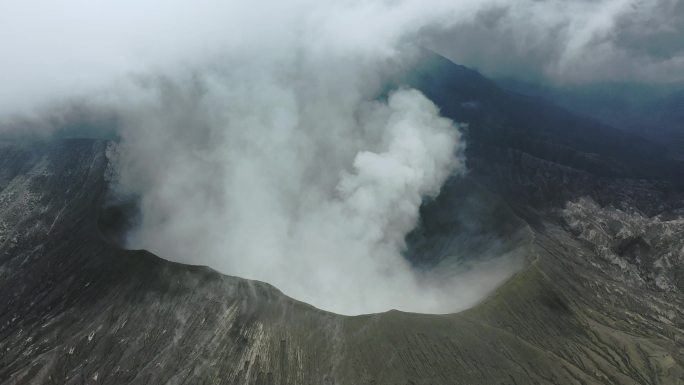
[425,0,684,84]
[1,0,679,118]
[2,0,676,314]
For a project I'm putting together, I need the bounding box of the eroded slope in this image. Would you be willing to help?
[0,137,682,384]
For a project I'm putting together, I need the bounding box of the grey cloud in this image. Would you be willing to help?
[427,0,684,84]
[1,0,679,315]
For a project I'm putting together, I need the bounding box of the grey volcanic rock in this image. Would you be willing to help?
[563,197,684,293]
[1,55,684,384]
[0,136,682,384]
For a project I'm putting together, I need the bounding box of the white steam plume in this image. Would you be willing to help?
[0,0,527,315]
[5,0,665,313]
[112,80,477,314]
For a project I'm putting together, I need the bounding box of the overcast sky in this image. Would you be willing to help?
[0,0,682,118]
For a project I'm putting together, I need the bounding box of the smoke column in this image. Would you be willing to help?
[0,0,655,314]
[107,47,480,314]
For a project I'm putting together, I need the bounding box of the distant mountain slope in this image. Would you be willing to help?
[404,53,684,183]
[496,78,684,162]
[1,53,683,384]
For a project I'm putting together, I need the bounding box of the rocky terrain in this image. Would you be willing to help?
[1,54,683,384]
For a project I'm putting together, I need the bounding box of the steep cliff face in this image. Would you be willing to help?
[1,55,684,384]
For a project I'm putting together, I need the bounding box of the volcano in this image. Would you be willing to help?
[1,54,683,384]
